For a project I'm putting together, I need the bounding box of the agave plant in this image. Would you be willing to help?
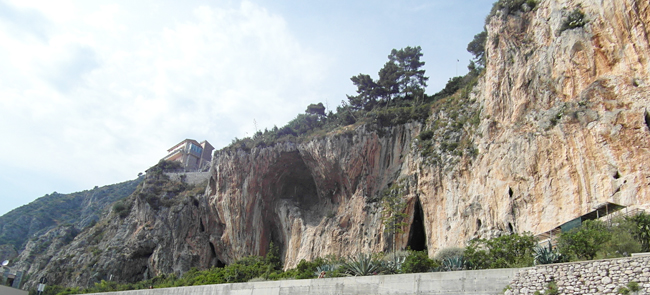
[341,253,384,276]
[382,256,406,274]
[534,241,563,265]
[382,251,408,274]
[441,256,466,271]
[313,264,340,277]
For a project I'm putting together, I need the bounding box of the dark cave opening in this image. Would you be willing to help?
[268,151,319,211]
[406,198,427,251]
[215,259,225,268]
[208,242,217,259]
[209,241,226,268]
[645,110,650,131]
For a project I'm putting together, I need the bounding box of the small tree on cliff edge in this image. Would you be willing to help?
[381,187,409,261]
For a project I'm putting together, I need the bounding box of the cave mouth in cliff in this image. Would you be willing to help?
[215,259,225,268]
[270,151,319,210]
[644,110,650,131]
[406,198,427,251]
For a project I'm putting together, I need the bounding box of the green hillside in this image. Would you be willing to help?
[0,178,142,251]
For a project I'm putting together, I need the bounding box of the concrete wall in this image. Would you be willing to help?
[0,285,28,295]
[506,255,650,294]
[84,268,519,295]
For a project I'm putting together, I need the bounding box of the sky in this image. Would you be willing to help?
[0,0,494,216]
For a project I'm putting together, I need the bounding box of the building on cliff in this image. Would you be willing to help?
[162,139,214,171]
[0,265,24,290]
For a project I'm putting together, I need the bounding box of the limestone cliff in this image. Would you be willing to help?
[200,0,650,268]
[11,0,650,289]
[465,0,650,237]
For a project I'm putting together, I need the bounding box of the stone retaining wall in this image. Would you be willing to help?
[506,256,650,294]
[164,172,211,186]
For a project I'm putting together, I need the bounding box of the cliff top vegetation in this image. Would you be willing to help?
[222,41,484,155]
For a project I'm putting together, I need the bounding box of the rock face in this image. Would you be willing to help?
[0,179,141,251]
[205,125,419,266]
[202,0,650,268]
[466,0,650,237]
[14,169,215,288]
[10,0,650,289]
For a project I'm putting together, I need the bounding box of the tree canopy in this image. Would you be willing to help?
[347,46,428,111]
[388,46,428,99]
[305,103,326,116]
[467,30,487,70]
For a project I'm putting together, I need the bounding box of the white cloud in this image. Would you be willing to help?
[0,0,328,208]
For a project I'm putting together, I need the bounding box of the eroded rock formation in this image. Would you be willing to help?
[201,0,650,269]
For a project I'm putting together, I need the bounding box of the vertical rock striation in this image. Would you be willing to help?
[204,124,419,267]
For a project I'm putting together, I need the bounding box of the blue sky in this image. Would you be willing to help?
[0,0,493,216]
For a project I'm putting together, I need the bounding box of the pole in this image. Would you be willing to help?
[393,218,396,269]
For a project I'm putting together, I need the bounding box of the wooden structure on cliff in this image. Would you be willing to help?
[535,202,627,245]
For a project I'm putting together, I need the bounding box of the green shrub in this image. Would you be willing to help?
[626,212,650,252]
[146,160,183,175]
[558,219,611,261]
[486,0,538,24]
[617,281,641,294]
[401,250,438,273]
[371,104,431,128]
[545,281,559,295]
[418,130,434,141]
[464,233,537,269]
[279,258,322,279]
[434,247,465,262]
[112,201,129,218]
[561,8,587,32]
[600,217,642,258]
[628,281,641,292]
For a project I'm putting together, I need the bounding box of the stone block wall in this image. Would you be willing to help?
[165,172,211,186]
[506,256,650,294]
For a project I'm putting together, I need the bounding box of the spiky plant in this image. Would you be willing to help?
[441,256,466,271]
[382,251,408,273]
[313,264,340,277]
[341,253,384,276]
[383,256,406,274]
[534,242,563,265]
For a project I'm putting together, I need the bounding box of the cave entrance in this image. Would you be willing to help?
[268,151,319,211]
[407,197,427,251]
